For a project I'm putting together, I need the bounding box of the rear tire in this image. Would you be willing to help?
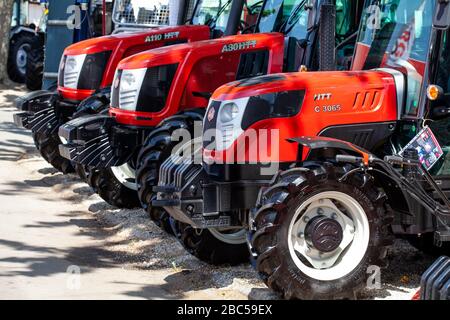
[136,110,204,233]
[7,32,35,83]
[33,132,75,174]
[175,222,249,265]
[250,163,394,299]
[25,38,44,91]
[86,164,140,209]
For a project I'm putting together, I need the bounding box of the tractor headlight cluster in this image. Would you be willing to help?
[59,54,86,89]
[111,64,179,113]
[110,68,147,111]
[203,97,249,152]
[219,103,240,122]
[58,51,111,90]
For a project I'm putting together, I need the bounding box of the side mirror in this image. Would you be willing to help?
[433,0,450,30]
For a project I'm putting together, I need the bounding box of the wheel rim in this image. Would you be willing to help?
[16,44,30,75]
[209,228,247,245]
[111,163,137,190]
[287,191,370,281]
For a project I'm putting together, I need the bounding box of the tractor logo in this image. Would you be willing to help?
[314,93,332,101]
[222,40,257,53]
[207,107,215,122]
[145,31,180,43]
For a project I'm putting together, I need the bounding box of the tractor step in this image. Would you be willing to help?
[420,256,450,300]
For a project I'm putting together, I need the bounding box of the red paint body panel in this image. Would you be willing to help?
[58,87,96,102]
[57,25,211,101]
[207,70,398,164]
[112,33,285,126]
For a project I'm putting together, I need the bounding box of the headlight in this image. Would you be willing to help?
[59,51,112,90]
[203,97,249,152]
[111,64,179,113]
[110,68,147,111]
[219,103,240,122]
[59,54,86,89]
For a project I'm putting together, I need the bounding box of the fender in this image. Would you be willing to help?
[73,87,111,118]
[9,26,36,39]
[289,136,372,165]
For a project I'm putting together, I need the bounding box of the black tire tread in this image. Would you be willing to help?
[250,162,394,300]
[86,166,140,209]
[33,132,75,174]
[7,32,35,83]
[136,109,204,233]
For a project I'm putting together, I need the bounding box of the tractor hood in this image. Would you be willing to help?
[110,32,285,127]
[211,70,398,101]
[58,25,210,102]
[63,25,210,55]
[203,70,400,164]
[117,33,284,70]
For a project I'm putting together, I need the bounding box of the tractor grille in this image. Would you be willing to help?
[119,89,139,110]
[63,70,79,88]
[158,139,203,190]
[221,124,235,148]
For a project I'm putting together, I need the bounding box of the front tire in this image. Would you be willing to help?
[250,163,393,299]
[25,39,44,91]
[87,163,140,209]
[136,110,204,233]
[175,222,250,265]
[33,132,75,174]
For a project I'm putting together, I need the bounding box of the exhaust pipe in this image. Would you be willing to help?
[319,0,336,71]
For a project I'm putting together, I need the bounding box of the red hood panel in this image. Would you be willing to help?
[118,33,285,70]
[58,25,211,99]
[63,25,211,55]
[207,70,399,164]
[212,70,397,101]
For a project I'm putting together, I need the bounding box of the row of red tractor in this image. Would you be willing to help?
[13,0,450,299]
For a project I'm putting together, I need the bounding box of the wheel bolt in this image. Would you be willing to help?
[331,213,338,220]
[317,208,324,215]
[303,216,310,223]
[298,232,304,238]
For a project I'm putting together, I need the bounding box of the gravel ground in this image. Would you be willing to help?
[0,83,439,300]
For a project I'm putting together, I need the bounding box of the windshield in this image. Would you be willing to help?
[353,0,435,116]
[257,0,310,35]
[192,0,234,31]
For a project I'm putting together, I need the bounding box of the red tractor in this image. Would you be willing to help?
[58,0,363,264]
[154,0,450,298]
[13,0,255,174]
